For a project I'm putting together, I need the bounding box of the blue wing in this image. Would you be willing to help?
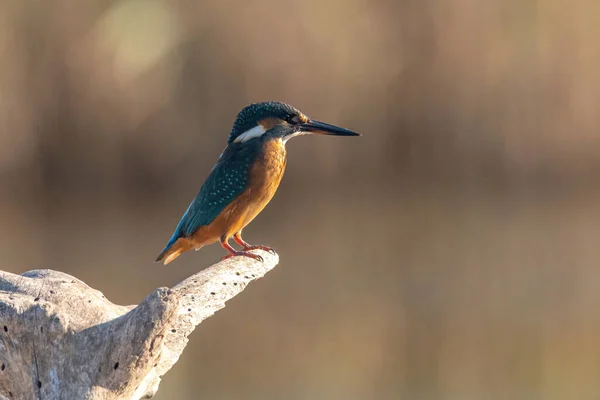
[158,144,257,256]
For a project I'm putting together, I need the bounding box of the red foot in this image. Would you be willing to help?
[242,245,275,254]
[221,251,264,262]
[233,233,275,255]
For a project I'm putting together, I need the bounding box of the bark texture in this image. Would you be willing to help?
[0,250,279,399]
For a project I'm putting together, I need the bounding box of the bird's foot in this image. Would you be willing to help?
[221,251,264,263]
[242,245,276,255]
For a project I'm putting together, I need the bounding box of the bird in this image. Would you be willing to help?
[155,101,360,265]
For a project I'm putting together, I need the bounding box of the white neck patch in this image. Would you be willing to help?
[233,124,266,143]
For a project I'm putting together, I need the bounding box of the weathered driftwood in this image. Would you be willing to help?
[0,250,279,399]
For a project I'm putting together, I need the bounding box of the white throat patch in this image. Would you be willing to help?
[233,124,266,143]
[282,130,308,144]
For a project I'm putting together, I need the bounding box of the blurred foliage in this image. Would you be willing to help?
[1,0,600,399]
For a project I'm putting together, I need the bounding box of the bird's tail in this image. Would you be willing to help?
[155,247,180,265]
[155,237,196,265]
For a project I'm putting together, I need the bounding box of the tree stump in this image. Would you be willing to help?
[0,251,279,399]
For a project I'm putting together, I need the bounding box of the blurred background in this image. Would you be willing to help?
[1,0,600,399]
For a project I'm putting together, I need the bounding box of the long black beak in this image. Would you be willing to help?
[300,120,360,136]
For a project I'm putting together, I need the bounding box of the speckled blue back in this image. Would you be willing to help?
[166,141,260,245]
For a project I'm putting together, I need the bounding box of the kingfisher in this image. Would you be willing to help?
[156,101,360,265]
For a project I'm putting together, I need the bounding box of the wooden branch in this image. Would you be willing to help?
[0,250,279,399]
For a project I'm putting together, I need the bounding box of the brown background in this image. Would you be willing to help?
[1,1,600,399]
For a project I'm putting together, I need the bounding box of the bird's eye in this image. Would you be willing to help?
[286,115,300,124]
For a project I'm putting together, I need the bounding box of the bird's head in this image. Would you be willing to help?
[227,101,360,145]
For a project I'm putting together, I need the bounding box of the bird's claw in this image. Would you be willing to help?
[221,251,264,263]
[243,245,275,255]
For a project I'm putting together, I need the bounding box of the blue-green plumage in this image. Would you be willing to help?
[156,143,258,261]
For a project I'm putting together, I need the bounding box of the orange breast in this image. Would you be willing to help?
[192,138,287,245]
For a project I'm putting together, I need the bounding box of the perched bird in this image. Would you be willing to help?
[156,101,359,265]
